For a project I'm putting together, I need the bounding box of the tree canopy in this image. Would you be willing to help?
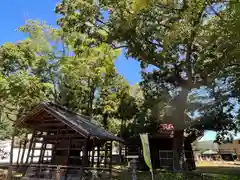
[1,0,240,171]
[0,19,134,140]
[55,0,240,170]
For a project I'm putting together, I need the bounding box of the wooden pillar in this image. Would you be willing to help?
[39,132,49,164]
[83,138,89,167]
[109,141,113,178]
[109,141,113,169]
[30,137,36,163]
[16,140,22,165]
[20,133,28,164]
[52,128,60,164]
[26,131,35,164]
[97,145,100,167]
[119,142,123,163]
[91,139,95,167]
[8,133,15,180]
[64,137,72,180]
[91,148,95,167]
[67,137,72,165]
[30,132,41,164]
[104,142,108,168]
[39,142,46,164]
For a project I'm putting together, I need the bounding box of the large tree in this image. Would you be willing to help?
[55,0,240,170]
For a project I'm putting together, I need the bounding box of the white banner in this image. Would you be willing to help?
[140,133,154,180]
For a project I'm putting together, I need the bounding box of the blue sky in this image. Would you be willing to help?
[0,0,142,86]
[0,0,237,141]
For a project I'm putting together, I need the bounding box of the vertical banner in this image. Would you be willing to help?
[140,133,154,180]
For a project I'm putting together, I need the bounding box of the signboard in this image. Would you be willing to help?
[158,124,174,135]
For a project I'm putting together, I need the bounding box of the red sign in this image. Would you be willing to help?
[158,124,174,134]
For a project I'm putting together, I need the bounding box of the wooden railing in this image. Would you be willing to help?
[11,164,112,180]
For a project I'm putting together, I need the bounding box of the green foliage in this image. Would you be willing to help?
[55,0,240,169]
[55,0,240,136]
[59,42,120,114]
[0,19,134,139]
[0,21,57,138]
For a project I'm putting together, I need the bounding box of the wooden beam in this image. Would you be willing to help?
[39,141,46,164]
[24,109,45,124]
[83,138,89,167]
[104,143,108,168]
[65,137,72,179]
[91,139,95,167]
[32,127,74,133]
[34,140,85,148]
[51,128,60,164]
[42,107,89,138]
[20,133,28,164]
[30,133,40,163]
[42,117,57,121]
[32,110,51,120]
[109,141,113,175]
[38,134,84,139]
[97,146,100,167]
[16,140,22,165]
[66,137,72,165]
[8,133,15,180]
[10,135,15,163]
[32,122,66,128]
[37,121,60,125]
[26,131,35,164]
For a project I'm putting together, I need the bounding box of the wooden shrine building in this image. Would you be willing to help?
[11,102,123,177]
[124,124,197,171]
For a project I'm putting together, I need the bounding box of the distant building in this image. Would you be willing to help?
[192,140,219,151]
[219,139,240,155]
[192,140,219,161]
[192,139,240,161]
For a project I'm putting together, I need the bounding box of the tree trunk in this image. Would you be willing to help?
[87,84,95,119]
[170,88,189,171]
[173,130,185,171]
[103,113,108,129]
[119,119,125,163]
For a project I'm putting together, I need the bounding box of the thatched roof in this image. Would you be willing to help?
[18,102,123,142]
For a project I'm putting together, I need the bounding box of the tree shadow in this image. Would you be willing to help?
[196,166,240,176]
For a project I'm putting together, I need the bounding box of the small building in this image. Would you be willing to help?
[218,140,240,161]
[10,102,123,178]
[124,124,196,171]
[192,139,240,161]
[192,140,219,161]
[192,140,219,152]
[219,139,240,155]
[201,150,219,160]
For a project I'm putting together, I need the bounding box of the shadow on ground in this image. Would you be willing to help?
[112,169,205,180]
[111,166,240,180]
[196,166,240,176]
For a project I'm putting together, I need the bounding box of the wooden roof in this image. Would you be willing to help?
[18,102,123,142]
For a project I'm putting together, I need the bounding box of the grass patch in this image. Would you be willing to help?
[112,170,240,180]
[4,162,240,180]
[111,162,240,180]
[196,162,240,176]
